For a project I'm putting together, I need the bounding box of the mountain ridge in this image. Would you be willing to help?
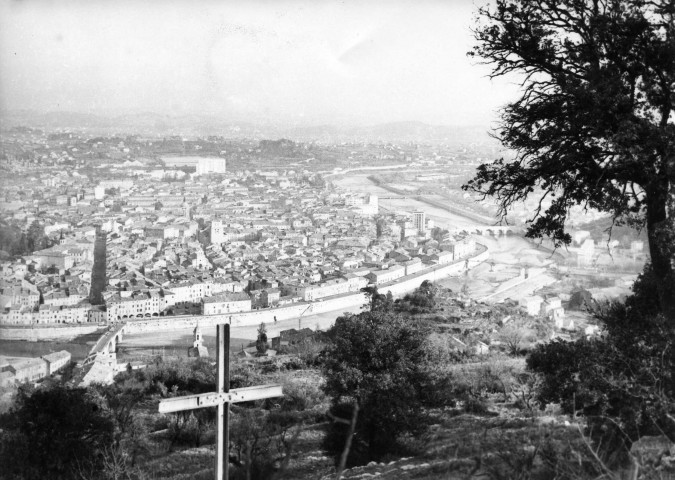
[0,110,493,143]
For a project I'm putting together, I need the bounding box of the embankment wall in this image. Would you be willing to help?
[0,324,103,341]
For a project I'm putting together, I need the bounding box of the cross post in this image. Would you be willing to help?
[216,323,229,479]
[158,322,283,480]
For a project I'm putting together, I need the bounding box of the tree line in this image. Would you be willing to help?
[0,220,53,256]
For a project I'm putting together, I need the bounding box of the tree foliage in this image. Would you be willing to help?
[527,270,674,466]
[256,322,268,355]
[321,310,433,465]
[464,0,675,315]
[394,280,438,314]
[360,285,394,313]
[0,220,52,256]
[0,383,115,480]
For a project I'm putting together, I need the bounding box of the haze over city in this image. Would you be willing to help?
[0,0,518,127]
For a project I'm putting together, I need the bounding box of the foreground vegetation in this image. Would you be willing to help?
[0,278,673,479]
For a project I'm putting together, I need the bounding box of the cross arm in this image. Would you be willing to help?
[158,384,283,414]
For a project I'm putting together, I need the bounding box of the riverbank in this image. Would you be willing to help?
[366,175,494,224]
[331,173,489,230]
[0,323,104,341]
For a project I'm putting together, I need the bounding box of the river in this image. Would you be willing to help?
[332,174,483,229]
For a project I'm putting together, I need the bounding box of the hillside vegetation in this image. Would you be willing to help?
[0,279,673,479]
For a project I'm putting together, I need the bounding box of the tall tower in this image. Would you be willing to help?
[413,211,426,233]
[211,220,223,244]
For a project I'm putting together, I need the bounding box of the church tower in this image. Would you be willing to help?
[188,324,209,357]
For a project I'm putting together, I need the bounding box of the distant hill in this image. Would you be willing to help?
[0,111,493,144]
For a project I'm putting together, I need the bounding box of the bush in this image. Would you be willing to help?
[450,361,518,400]
[463,396,489,414]
[228,406,299,480]
[279,378,327,412]
[125,357,216,396]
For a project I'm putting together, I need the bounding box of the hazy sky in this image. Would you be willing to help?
[0,0,518,126]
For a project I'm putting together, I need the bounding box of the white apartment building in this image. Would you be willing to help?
[366,264,406,285]
[196,157,226,175]
[413,211,426,233]
[202,292,251,315]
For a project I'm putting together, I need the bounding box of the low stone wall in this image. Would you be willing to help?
[123,245,489,335]
[0,324,103,341]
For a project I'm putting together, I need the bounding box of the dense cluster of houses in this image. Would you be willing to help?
[1,161,478,327]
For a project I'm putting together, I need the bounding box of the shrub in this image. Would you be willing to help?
[463,396,489,414]
[228,406,300,480]
[279,378,327,412]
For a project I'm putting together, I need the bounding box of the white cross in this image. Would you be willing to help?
[158,323,283,480]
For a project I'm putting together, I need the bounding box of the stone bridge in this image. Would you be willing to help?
[87,322,127,358]
[76,322,127,385]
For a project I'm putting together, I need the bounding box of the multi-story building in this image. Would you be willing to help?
[443,237,475,260]
[430,251,454,265]
[145,225,180,240]
[196,157,226,175]
[519,295,544,316]
[0,284,40,310]
[1,358,48,383]
[413,211,426,233]
[295,277,355,301]
[106,290,165,322]
[42,351,71,375]
[202,292,251,315]
[366,265,406,285]
[33,304,90,324]
[402,258,424,275]
[261,288,281,307]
